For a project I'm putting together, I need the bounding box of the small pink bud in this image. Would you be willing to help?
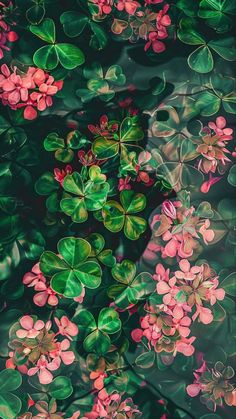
[162,200,176,219]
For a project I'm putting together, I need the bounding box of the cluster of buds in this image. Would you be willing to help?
[7,315,78,384]
[132,260,225,357]
[0,64,63,119]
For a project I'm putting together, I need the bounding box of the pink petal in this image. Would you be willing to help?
[179,259,190,273]
[20,315,33,330]
[27,367,38,376]
[156,281,170,294]
[34,320,45,330]
[164,239,178,257]
[173,305,184,319]
[38,369,53,384]
[61,351,75,365]
[33,292,48,307]
[186,384,201,397]
[24,105,37,120]
[16,329,28,338]
[131,329,143,342]
[216,116,226,129]
[48,294,58,306]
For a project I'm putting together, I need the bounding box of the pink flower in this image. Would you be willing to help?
[16,315,46,339]
[208,116,233,139]
[156,4,171,39]
[144,32,166,53]
[175,336,195,356]
[54,316,78,340]
[28,355,60,384]
[153,263,170,282]
[23,263,45,288]
[206,278,225,305]
[175,259,202,281]
[172,316,191,338]
[131,328,143,342]
[116,0,140,14]
[118,176,131,191]
[192,305,213,324]
[199,219,214,244]
[156,276,177,306]
[200,174,221,193]
[50,338,75,366]
[90,0,113,15]
[162,200,177,219]
[33,282,59,307]
[54,165,72,184]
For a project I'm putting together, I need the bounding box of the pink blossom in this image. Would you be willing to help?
[50,338,75,366]
[200,174,221,193]
[115,0,140,15]
[162,200,177,219]
[33,282,59,307]
[16,315,47,339]
[90,0,113,15]
[23,263,45,288]
[175,259,202,281]
[118,176,131,191]
[192,305,213,324]
[156,4,171,39]
[144,32,166,53]
[175,336,195,356]
[208,116,233,139]
[28,355,60,384]
[153,263,170,282]
[54,165,73,184]
[54,316,78,340]
[199,219,214,244]
[131,328,143,342]
[206,278,225,305]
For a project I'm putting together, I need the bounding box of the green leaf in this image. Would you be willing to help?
[44,133,65,151]
[0,369,22,392]
[63,172,84,195]
[228,165,236,186]
[0,116,11,135]
[112,259,136,284]
[221,272,236,296]
[60,11,89,37]
[60,197,87,223]
[196,91,221,116]
[178,29,205,45]
[33,45,58,70]
[0,394,22,419]
[55,43,85,69]
[102,201,125,233]
[105,65,126,85]
[87,233,105,256]
[51,270,83,298]
[124,215,147,240]
[30,18,55,43]
[135,351,155,368]
[120,117,144,143]
[92,137,119,159]
[26,5,45,25]
[120,190,146,213]
[35,172,59,195]
[188,45,214,73]
[40,251,68,275]
[83,329,110,355]
[98,308,121,334]
[58,237,91,266]
[90,22,108,50]
[208,37,236,60]
[98,249,116,267]
[48,376,73,399]
[74,261,102,289]
[73,309,96,337]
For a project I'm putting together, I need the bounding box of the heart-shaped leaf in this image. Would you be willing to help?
[30,18,55,43]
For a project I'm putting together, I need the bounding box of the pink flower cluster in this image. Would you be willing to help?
[7,315,78,384]
[90,0,141,17]
[132,260,225,357]
[23,262,85,306]
[71,392,141,418]
[0,1,18,59]
[198,116,233,175]
[0,64,63,120]
[146,199,214,260]
[144,5,171,53]
[198,116,234,193]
